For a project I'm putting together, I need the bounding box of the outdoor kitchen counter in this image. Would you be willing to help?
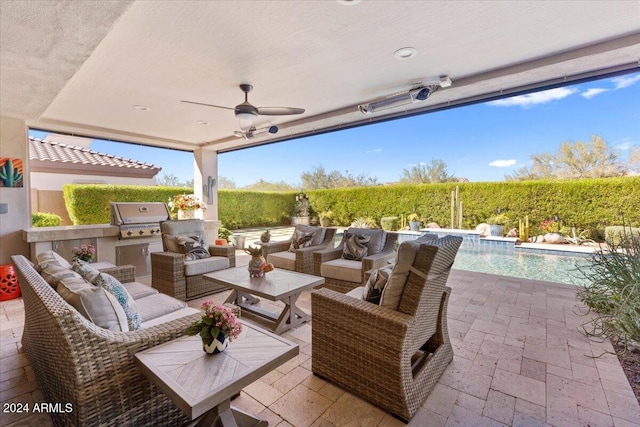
[22,224,119,243]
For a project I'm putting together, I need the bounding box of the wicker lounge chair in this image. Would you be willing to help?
[151,219,235,301]
[313,228,398,292]
[261,225,337,274]
[311,235,462,422]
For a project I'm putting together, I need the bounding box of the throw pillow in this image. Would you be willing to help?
[56,275,129,332]
[92,273,142,330]
[174,235,211,261]
[362,265,392,304]
[288,230,315,252]
[71,259,102,283]
[341,233,370,261]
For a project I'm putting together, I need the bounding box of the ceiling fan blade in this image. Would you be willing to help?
[181,100,234,110]
[256,107,305,116]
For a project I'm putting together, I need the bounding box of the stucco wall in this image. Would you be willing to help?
[0,116,30,262]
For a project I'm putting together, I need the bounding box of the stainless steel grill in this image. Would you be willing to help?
[110,202,171,239]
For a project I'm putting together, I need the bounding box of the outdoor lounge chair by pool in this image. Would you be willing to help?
[311,234,462,422]
[262,224,336,274]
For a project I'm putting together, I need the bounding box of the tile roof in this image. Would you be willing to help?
[28,137,161,178]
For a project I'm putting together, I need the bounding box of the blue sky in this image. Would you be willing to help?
[31,72,640,187]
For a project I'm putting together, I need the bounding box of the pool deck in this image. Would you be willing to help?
[2,242,639,426]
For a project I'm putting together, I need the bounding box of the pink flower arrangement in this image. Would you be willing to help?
[185,300,242,345]
[168,194,207,211]
[71,244,96,262]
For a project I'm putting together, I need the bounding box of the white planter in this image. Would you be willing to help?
[291,216,310,226]
[489,225,505,236]
[178,209,196,220]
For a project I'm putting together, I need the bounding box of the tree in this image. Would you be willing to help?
[400,158,454,183]
[506,135,628,181]
[243,179,296,191]
[300,165,378,189]
[156,173,181,187]
[218,176,236,189]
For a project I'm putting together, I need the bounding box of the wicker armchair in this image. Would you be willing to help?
[262,225,337,274]
[151,219,235,301]
[313,228,398,293]
[311,235,462,422]
[11,254,197,427]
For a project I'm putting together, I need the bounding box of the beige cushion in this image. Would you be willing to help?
[320,258,363,284]
[380,239,422,310]
[161,219,208,252]
[346,286,365,299]
[183,256,229,276]
[56,275,129,332]
[141,307,199,329]
[39,262,82,289]
[123,281,159,300]
[135,293,188,322]
[36,250,72,270]
[268,251,296,271]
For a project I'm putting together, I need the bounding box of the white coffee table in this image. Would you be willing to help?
[135,323,298,427]
[204,267,324,334]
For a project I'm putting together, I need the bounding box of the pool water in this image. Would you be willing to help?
[452,247,592,286]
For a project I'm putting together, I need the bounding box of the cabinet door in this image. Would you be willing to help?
[116,244,150,276]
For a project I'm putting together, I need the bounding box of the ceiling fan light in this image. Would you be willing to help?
[235,111,257,121]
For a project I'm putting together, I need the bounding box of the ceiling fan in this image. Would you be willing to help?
[182,84,305,127]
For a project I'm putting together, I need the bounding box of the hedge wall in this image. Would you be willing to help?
[307,177,640,239]
[63,177,639,240]
[63,184,191,224]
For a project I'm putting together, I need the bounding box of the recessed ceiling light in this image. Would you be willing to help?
[133,105,150,111]
[337,0,361,5]
[394,47,418,60]
[197,120,208,125]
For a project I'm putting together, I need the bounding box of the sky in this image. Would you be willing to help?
[30,72,640,187]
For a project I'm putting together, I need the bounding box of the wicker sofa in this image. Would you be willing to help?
[11,253,201,426]
[311,235,462,422]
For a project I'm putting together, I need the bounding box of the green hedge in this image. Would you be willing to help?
[218,190,295,229]
[32,212,62,227]
[62,177,640,239]
[63,184,191,224]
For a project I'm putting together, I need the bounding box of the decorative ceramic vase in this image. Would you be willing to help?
[248,256,266,278]
[203,333,228,354]
[178,209,195,220]
[260,229,271,243]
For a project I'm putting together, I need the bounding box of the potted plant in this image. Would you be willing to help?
[319,210,334,227]
[185,300,243,354]
[291,193,311,226]
[487,214,510,237]
[168,194,206,220]
[71,244,96,262]
[407,213,421,232]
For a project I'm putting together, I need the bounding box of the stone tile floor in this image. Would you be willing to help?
[2,256,639,426]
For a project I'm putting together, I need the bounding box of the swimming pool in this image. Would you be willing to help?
[452,247,592,286]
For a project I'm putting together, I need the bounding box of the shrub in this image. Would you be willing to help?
[350,217,378,229]
[577,227,640,350]
[605,225,640,247]
[218,226,232,242]
[487,214,510,226]
[380,216,400,231]
[32,212,62,227]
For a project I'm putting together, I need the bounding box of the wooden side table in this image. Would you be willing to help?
[135,323,298,426]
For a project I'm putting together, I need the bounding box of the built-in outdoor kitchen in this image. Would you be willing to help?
[22,202,172,276]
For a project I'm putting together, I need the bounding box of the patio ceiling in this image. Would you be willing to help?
[1,1,639,153]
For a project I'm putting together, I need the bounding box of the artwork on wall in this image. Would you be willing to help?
[0,157,24,187]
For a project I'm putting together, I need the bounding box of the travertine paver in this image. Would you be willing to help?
[2,263,640,427]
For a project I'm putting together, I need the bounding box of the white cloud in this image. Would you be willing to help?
[366,148,383,153]
[486,88,577,108]
[611,74,640,89]
[488,159,517,168]
[581,88,608,99]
